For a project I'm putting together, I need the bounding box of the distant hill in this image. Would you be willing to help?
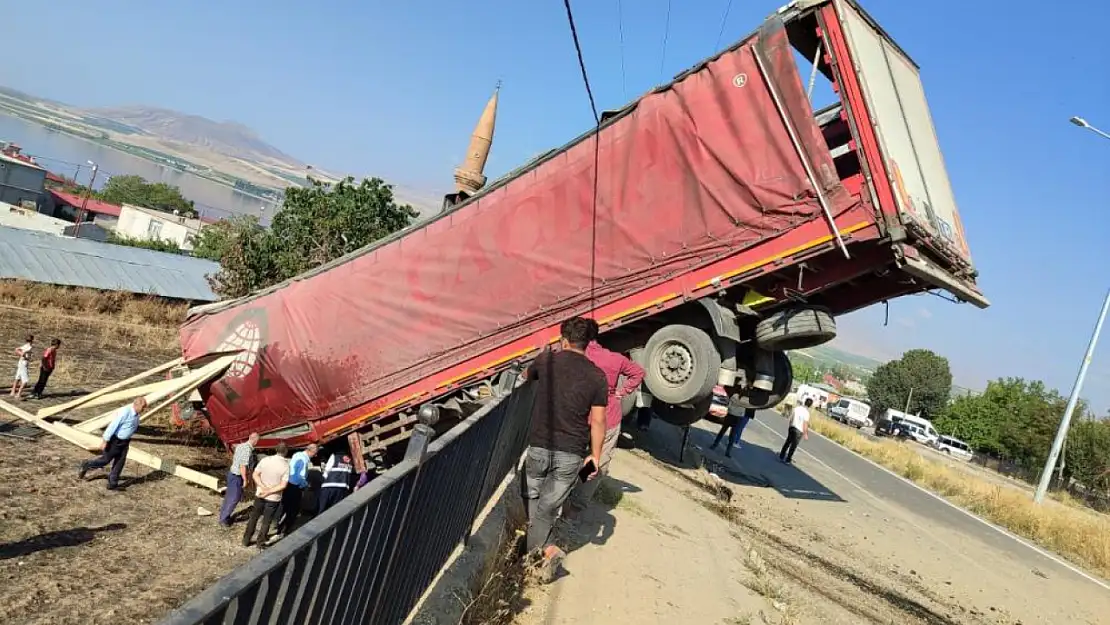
[84,106,303,167]
[797,343,883,372]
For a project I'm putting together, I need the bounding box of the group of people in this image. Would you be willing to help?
[217,434,372,548]
[520,316,817,581]
[11,334,61,400]
[521,316,645,582]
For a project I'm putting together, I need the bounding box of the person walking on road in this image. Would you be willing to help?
[242,444,290,548]
[779,398,812,464]
[317,452,355,514]
[79,397,147,490]
[279,443,318,535]
[711,404,755,458]
[218,432,259,527]
[522,316,608,583]
[30,338,60,400]
[564,319,644,519]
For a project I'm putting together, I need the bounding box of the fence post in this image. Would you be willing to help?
[404,424,435,463]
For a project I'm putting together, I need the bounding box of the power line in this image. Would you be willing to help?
[715,0,735,51]
[616,0,628,100]
[560,0,602,311]
[659,0,673,80]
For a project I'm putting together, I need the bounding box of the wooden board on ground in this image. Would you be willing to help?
[0,399,222,492]
[37,357,184,418]
[74,354,238,433]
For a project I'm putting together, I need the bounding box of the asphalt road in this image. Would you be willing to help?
[728,410,1110,593]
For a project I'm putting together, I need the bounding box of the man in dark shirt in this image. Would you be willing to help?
[523,316,607,582]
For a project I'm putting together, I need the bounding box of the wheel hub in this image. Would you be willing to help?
[658,343,694,385]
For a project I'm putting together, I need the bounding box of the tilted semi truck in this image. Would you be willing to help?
[179,0,987,456]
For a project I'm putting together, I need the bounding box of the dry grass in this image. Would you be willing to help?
[0,280,189,328]
[805,412,1110,579]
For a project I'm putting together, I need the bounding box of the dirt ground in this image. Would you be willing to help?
[513,419,1110,625]
[0,305,256,625]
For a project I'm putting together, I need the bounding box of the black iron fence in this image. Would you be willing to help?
[160,383,536,625]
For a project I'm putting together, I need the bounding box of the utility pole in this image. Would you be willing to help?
[903,387,914,413]
[1034,289,1110,503]
[1036,116,1110,502]
[74,161,98,239]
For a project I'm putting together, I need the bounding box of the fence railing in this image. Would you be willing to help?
[160,383,536,625]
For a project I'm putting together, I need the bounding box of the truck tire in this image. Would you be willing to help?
[654,397,712,427]
[643,325,721,406]
[732,350,793,410]
[755,306,836,351]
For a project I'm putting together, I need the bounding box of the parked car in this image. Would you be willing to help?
[934,435,973,460]
[828,397,872,429]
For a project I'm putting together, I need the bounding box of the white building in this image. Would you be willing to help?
[116,204,205,250]
[0,152,47,209]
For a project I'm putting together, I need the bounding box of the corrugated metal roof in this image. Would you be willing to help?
[0,226,220,301]
[48,189,123,217]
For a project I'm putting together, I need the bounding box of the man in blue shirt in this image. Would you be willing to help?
[278,443,318,536]
[79,397,147,490]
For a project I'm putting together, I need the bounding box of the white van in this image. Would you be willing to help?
[881,409,939,445]
[935,435,973,460]
[828,398,872,428]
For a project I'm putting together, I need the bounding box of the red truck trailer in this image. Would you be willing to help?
[179,0,987,454]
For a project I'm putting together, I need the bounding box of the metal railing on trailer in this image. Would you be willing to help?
[160,383,536,625]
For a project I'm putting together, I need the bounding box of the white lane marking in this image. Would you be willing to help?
[750,417,1110,593]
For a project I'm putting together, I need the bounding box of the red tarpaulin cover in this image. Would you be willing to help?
[180,25,857,444]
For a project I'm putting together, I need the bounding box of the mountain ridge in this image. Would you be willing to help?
[83,105,304,167]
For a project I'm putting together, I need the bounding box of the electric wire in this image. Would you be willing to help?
[560,0,602,311]
[659,0,672,80]
[714,0,735,51]
[616,0,628,100]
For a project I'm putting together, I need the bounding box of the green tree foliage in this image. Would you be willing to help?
[106,232,184,255]
[865,349,952,419]
[206,177,418,298]
[788,354,816,385]
[190,215,260,262]
[97,175,197,217]
[934,378,1110,492]
[1065,419,1110,493]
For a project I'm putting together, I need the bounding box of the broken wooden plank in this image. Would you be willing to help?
[75,355,237,433]
[37,357,184,418]
[59,378,181,414]
[0,399,222,492]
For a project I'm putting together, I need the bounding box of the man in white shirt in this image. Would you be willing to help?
[242,444,290,548]
[779,398,812,464]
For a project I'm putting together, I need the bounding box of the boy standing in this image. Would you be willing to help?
[31,339,60,399]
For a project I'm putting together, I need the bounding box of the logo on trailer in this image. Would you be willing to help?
[212,308,272,405]
[732,73,748,88]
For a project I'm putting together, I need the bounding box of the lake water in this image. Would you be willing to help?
[0,113,280,222]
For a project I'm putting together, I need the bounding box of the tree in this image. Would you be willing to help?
[206,177,418,298]
[106,232,184,255]
[98,175,197,217]
[788,354,816,385]
[190,215,260,261]
[865,349,952,419]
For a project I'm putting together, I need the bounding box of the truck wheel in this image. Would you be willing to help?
[654,397,712,427]
[620,348,645,418]
[643,325,721,406]
[732,350,793,410]
[755,306,836,351]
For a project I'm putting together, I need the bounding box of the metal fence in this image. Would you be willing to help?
[160,383,536,625]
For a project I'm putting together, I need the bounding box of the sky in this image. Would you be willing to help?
[3,1,1110,409]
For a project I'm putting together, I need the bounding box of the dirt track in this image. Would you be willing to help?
[514,418,1110,625]
[0,305,251,625]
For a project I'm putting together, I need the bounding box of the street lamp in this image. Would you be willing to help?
[1069,116,1110,140]
[74,160,98,239]
[1033,117,1110,503]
